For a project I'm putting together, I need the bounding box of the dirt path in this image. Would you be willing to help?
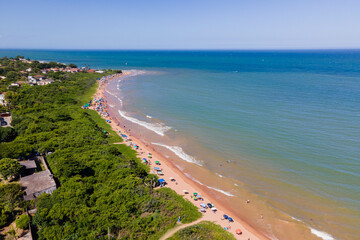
[159,218,205,240]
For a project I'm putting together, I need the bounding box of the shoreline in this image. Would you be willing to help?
[90,71,267,240]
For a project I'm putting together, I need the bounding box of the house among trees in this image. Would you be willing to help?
[33,75,46,81]
[37,79,54,85]
[0,92,6,105]
[20,169,57,201]
[19,160,37,175]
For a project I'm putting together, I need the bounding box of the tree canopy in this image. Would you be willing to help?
[0,69,201,239]
[0,158,21,180]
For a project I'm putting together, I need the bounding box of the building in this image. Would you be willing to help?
[0,93,6,106]
[37,79,54,86]
[19,160,37,175]
[33,75,46,81]
[10,83,20,87]
[28,76,37,84]
[20,170,57,201]
[70,68,80,73]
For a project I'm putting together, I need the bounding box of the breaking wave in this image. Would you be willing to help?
[118,110,171,136]
[291,217,334,240]
[310,228,334,240]
[152,143,202,166]
[206,186,235,197]
[183,173,234,197]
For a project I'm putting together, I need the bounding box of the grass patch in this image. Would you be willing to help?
[168,221,235,240]
[76,74,101,105]
[150,187,202,240]
[83,109,123,144]
[167,221,236,240]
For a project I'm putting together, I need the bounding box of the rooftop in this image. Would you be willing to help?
[20,170,56,201]
[19,160,37,169]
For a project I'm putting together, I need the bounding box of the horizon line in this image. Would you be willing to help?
[1,48,360,52]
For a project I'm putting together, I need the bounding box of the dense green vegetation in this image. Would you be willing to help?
[15,214,30,229]
[168,221,236,240]
[0,64,201,239]
[0,158,21,180]
[0,183,24,228]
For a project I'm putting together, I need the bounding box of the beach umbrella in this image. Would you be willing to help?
[154,167,160,170]
[183,190,188,194]
[143,158,147,161]
[223,215,229,219]
[169,177,175,181]
[236,229,242,235]
[200,208,206,212]
[228,217,233,222]
[211,207,217,211]
[193,192,198,196]
[200,203,207,208]
[155,161,160,164]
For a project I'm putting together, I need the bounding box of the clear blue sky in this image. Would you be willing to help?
[1,0,359,49]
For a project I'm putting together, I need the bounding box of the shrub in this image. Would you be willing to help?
[15,214,30,229]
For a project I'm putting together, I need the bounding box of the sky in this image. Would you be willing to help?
[1,0,359,50]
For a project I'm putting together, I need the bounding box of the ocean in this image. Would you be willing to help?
[1,49,359,239]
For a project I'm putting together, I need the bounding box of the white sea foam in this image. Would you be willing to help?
[310,228,335,240]
[290,217,334,240]
[105,90,123,106]
[184,173,204,185]
[291,216,302,222]
[183,173,234,197]
[152,143,202,166]
[146,115,153,119]
[206,186,235,197]
[216,173,224,178]
[118,110,170,136]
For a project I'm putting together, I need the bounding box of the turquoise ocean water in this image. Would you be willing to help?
[1,50,359,239]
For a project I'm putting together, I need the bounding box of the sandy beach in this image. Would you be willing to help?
[89,70,267,240]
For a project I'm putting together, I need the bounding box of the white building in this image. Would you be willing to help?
[0,93,6,106]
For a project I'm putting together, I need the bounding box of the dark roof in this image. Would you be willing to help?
[20,170,56,200]
[19,160,37,169]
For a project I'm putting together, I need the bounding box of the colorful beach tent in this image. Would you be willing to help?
[236,229,242,235]
[158,179,166,186]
